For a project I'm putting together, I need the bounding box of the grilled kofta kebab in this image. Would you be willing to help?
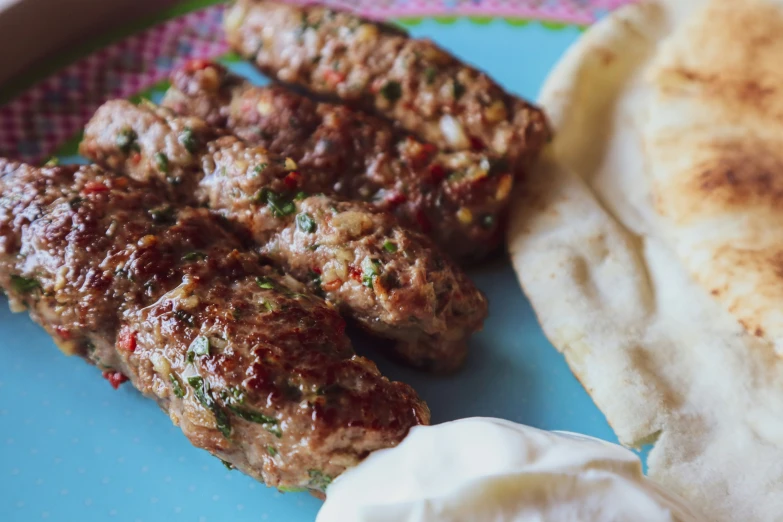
[223,0,551,167]
[80,101,488,373]
[0,159,428,494]
[162,61,515,263]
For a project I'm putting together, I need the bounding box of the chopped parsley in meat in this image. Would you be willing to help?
[187,376,231,438]
[308,469,333,491]
[69,197,84,210]
[149,205,176,223]
[296,213,316,233]
[10,275,40,294]
[222,386,246,404]
[380,81,402,103]
[179,127,198,153]
[382,241,398,253]
[155,152,170,173]
[452,79,466,100]
[228,404,282,438]
[278,486,307,494]
[256,277,275,290]
[116,128,139,154]
[169,374,185,398]
[187,336,210,362]
[361,258,382,288]
[424,67,437,85]
[259,299,277,313]
[254,188,297,217]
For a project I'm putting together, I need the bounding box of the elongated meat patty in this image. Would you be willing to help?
[80,101,488,373]
[0,159,429,493]
[223,0,551,166]
[162,61,515,263]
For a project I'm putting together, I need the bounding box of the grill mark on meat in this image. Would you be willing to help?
[0,159,429,493]
[161,61,514,263]
[80,100,488,373]
[223,0,551,167]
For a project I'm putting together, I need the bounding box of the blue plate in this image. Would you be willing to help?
[0,16,615,522]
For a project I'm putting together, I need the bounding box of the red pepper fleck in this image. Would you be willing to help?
[102,371,129,390]
[283,171,301,190]
[118,327,137,353]
[53,326,72,340]
[323,69,346,85]
[470,137,486,151]
[414,210,432,233]
[183,58,213,72]
[385,192,407,209]
[82,181,109,194]
[428,164,446,183]
[311,266,322,275]
[421,143,437,156]
[323,279,343,292]
[407,139,437,165]
[348,266,362,283]
[130,152,142,165]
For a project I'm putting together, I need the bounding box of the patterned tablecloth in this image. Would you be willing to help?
[0,0,632,163]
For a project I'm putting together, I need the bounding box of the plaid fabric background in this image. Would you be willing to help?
[0,0,633,163]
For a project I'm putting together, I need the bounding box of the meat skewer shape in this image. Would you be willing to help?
[0,160,429,493]
[223,0,551,166]
[80,101,488,373]
[162,61,515,263]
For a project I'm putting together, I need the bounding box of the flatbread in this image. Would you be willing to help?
[645,0,783,355]
[508,1,783,520]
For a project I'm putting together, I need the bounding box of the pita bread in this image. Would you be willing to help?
[644,0,783,355]
[508,1,783,520]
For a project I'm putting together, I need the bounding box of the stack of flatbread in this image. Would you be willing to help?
[508,0,783,520]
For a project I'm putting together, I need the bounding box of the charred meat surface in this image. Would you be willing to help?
[81,100,489,373]
[224,0,551,166]
[162,61,514,263]
[0,159,429,492]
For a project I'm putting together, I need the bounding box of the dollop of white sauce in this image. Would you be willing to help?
[317,418,703,522]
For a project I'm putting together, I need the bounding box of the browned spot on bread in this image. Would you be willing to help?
[739,318,752,333]
[771,250,783,280]
[665,66,777,106]
[646,0,783,354]
[593,47,616,66]
[690,140,783,212]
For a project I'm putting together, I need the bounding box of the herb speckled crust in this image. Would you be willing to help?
[224,0,551,167]
[81,101,488,373]
[0,160,429,493]
[162,62,515,263]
